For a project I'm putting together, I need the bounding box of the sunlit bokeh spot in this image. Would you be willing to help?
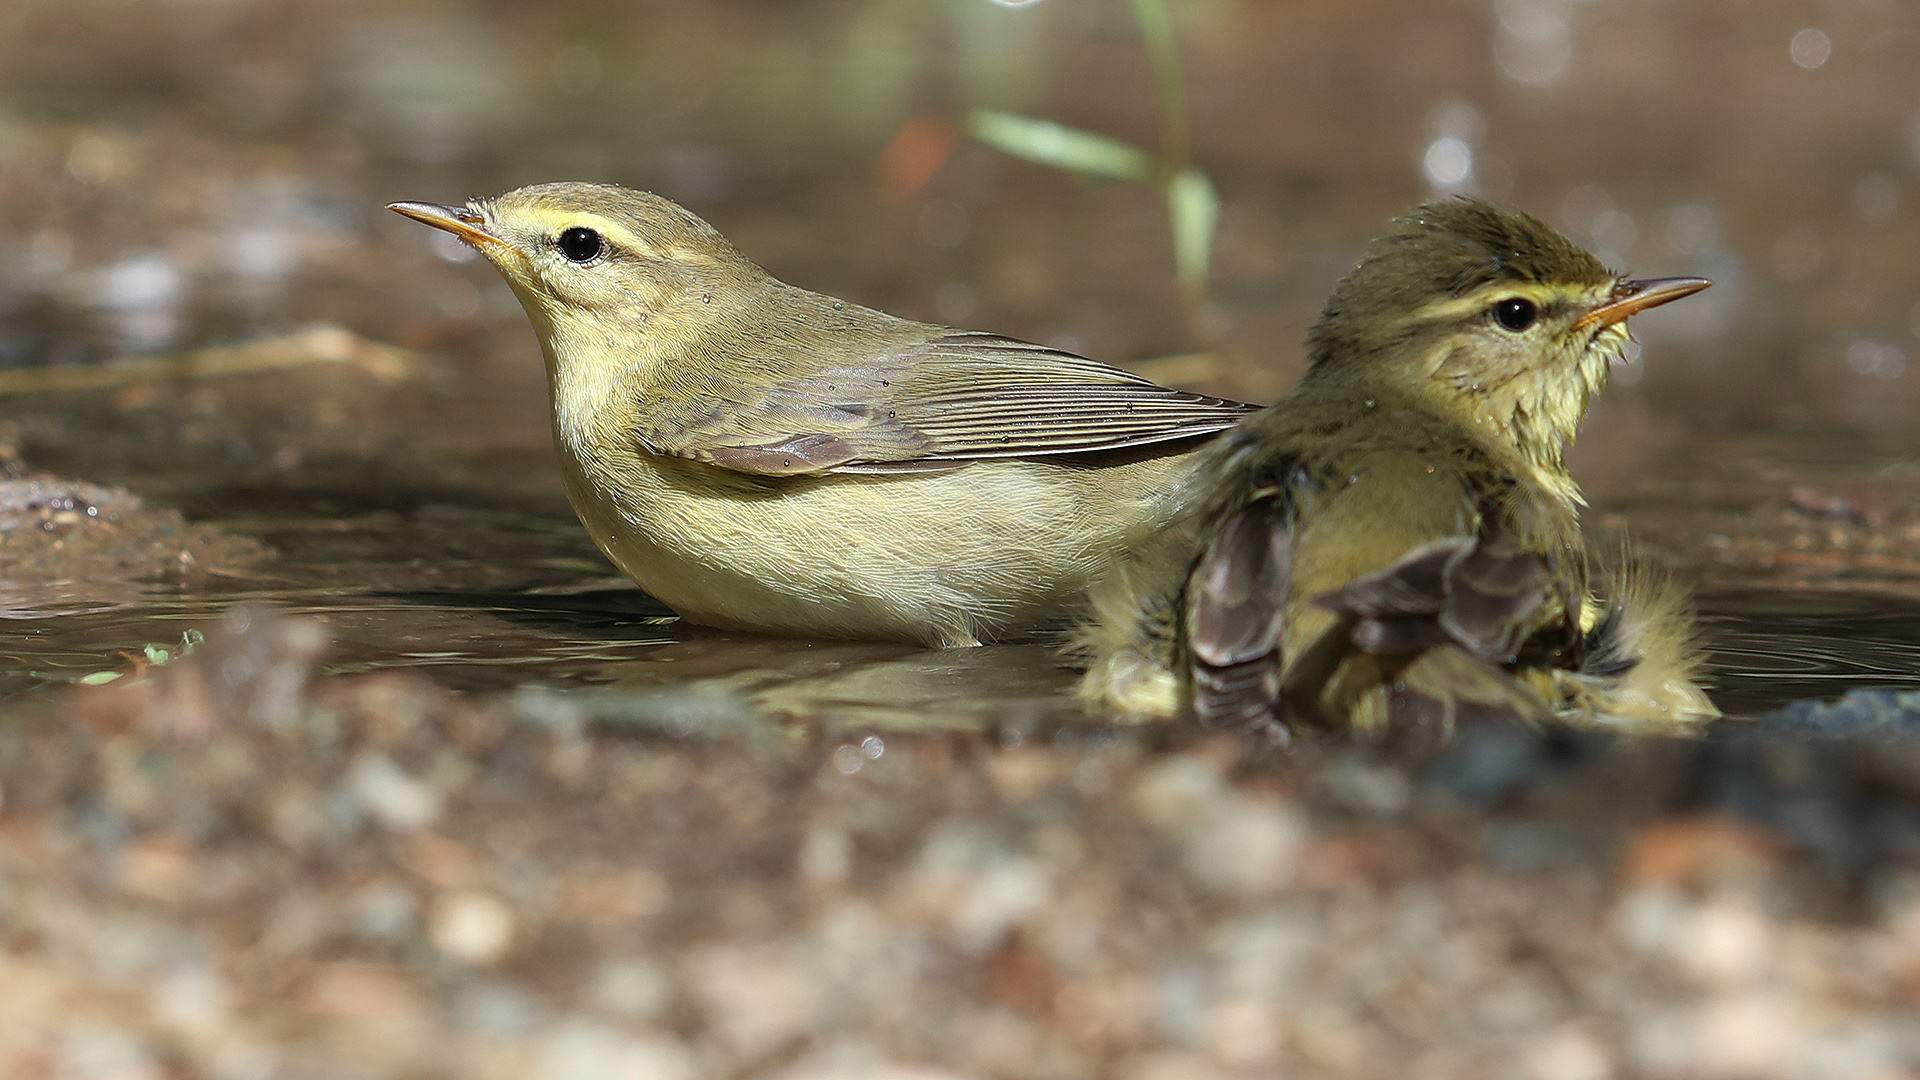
[1493,0,1572,84]
[1420,100,1484,193]
[1789,28,1831,70]
[1846,340,1907,380]
[1423,137,1474,189]
[90,254,184,353]
[1589,209,1637,261]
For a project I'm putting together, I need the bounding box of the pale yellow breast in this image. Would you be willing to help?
[557,437,1192,648]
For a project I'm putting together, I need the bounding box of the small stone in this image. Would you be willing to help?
[1674,896,1776,988]
[950,856,1052,954]
[590,958,671,1021]
[455,981,542,1036]
[1522,1025,1613,1080]
[1185,794,1305,898]
[535,1020,696,1080]
[116,835,198,903]
[1686,994,1807,1080]
[1117,1051,1235,1080]
[151,961,233,1039]
[799,827,854,888]
[431,892,515,964]
[687,943,821,1060]
[1131,755,1228,834]
[1622,817,1781,889]
[1210,910,1315,1002]
[300,961,429,1050]
[345,753,441,832]
[57,1023,165,1080]
[551,867,669,925]
[1201,997,1283,1069]
[349,879,418,939]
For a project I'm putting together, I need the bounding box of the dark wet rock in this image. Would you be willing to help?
[1684,690,1920,882]
[1757,687,1920,739]
[1419,723,1545,807]
[0,474,269,586]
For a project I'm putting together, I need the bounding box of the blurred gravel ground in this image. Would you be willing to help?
[3,609,1919,1080]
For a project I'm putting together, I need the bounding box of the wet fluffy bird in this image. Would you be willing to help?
[389,183,1257,647]
[1078,197,1719,738]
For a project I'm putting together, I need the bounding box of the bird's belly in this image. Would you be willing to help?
[559,448,1179,647]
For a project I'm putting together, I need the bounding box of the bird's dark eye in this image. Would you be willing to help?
[1492,297,1538,332]
[557,227,603,263]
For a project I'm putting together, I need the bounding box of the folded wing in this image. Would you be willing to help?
[643,331,1259,476]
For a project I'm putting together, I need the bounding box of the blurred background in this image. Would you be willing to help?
[1,0,1916,430]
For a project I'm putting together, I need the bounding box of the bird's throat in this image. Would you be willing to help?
[1404,337,1615,509]
[1489,344,1614,507]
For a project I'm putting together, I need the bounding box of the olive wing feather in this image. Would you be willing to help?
[1186,497,1291,733]
[642,331,1259,476]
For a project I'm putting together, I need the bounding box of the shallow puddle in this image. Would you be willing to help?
[6,476,1920,727]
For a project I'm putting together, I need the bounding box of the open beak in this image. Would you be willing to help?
[387,200,509,253]
[1572,276,1712,332]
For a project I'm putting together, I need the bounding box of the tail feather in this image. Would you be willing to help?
[1537,554,1719,732]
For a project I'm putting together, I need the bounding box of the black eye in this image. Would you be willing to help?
[1493,297,1538,332]
[557,227,603,263]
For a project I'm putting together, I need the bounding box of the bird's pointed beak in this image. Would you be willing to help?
[387,200,510,253]
[1572,276,1713,332]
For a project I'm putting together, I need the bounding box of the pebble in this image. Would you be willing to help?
[431,891,516,964]
[1522,1025,1614,1080]
[1184,793,1306,897]
[535,1020,696,1080]
[687,943,821,1060]
[346,752,442,831]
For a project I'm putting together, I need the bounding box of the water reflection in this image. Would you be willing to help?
[6,497,1920,730]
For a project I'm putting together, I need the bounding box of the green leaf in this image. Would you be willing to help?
[967,109,1153,182]
[79,671,122,685]
[1165,166,1220,299]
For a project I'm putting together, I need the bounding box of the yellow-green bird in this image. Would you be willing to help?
[1079,197,1719,738]
[389,183,1257,647]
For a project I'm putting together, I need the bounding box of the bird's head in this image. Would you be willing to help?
[388,182,764,373]
[1305,197,1708,478]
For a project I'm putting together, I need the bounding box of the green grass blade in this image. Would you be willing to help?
[967,109,1153,182]
[1165,166,1219,300]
